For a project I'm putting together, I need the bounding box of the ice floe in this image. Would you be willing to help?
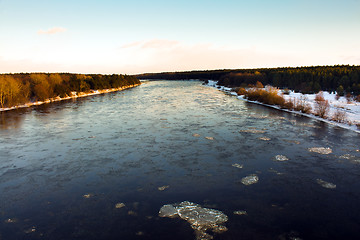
[259,137,271,141]
[239,129,265,134]
[274,155,289,162]
[308,147,332,155]
[316,179,336,189]
[115,203,125,209]
[339,154,360,164]
[233,210,247,215]
[158,185,170,191]
[159,201,228,240]
[241,174,259,185]
[128,210,137,216]
[4,218,17,223]
[232,163,243,169]
[24,226,36,234]
[83,193,93,198]
[351,159,360,164]
[284,139,301,144]
[339,154,354,159]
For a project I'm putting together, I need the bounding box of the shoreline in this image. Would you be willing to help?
[205,81,360,134]
[0,83,141,112]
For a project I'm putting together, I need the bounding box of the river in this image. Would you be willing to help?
[1,80,360,240]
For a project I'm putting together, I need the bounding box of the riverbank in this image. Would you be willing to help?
[206,80,360,133]
[0,83,141,112]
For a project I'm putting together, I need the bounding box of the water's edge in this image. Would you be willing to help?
[205,81,360,134]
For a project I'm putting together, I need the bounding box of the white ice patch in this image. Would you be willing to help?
[274,155,289,161]
[241,175,259,185]
[308,147,332,155]
[83,193,93,198]
[115,203,125,209]
[159,201,228,240]
[316,179,336,189]
[158,185,170,191]
[233,210,247,215]
[232,163,243,169]
[4,218,17,223]
[239,129,265,134]
[259,137,271,141]
[339,154,360,164]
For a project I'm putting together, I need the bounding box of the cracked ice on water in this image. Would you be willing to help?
[159,201,228,240]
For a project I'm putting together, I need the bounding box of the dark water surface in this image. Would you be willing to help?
[1,81,360,240]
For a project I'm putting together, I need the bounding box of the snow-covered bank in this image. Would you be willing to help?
[206,80,360,133]
[0,84,141,112]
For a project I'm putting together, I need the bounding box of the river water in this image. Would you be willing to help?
[0,80,360,240]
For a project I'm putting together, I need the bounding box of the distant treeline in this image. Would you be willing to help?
[137,65,360,95]
[0,73,140,108]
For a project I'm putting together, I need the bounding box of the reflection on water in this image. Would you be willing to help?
[0,81,360,240]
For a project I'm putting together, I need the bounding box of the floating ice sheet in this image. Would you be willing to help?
[24,226,36,234]
[233,210,247,215]
[351,159,360,164]
[232,163,243,169]
[4,218,17,223]
[339,154,360,163]
[241,174,259,185]
[115,203,125,209]
[128,210,137,216]
[297,123,321,129]
[83,193,93,198]
[159,201,228,240]
[158,185,169,191]
[308,147,332,155]
[274,155,289,161]
[239,129,265,134]
[259,137,271,141]
[250,115,268,119]
[339,154,354,159]
[316,179,336,189]
[284,139,301,144]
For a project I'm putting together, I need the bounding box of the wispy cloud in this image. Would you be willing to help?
[122,39,180,49]
[37,27,67,35]
[117,39,308,73]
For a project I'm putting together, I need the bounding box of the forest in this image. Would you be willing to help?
[137,65,360,95]
[0,73,140,108]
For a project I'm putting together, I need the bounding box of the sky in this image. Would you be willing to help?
[0,0,359,74]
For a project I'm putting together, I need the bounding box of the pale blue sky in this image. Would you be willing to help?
[1,0,359,74]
